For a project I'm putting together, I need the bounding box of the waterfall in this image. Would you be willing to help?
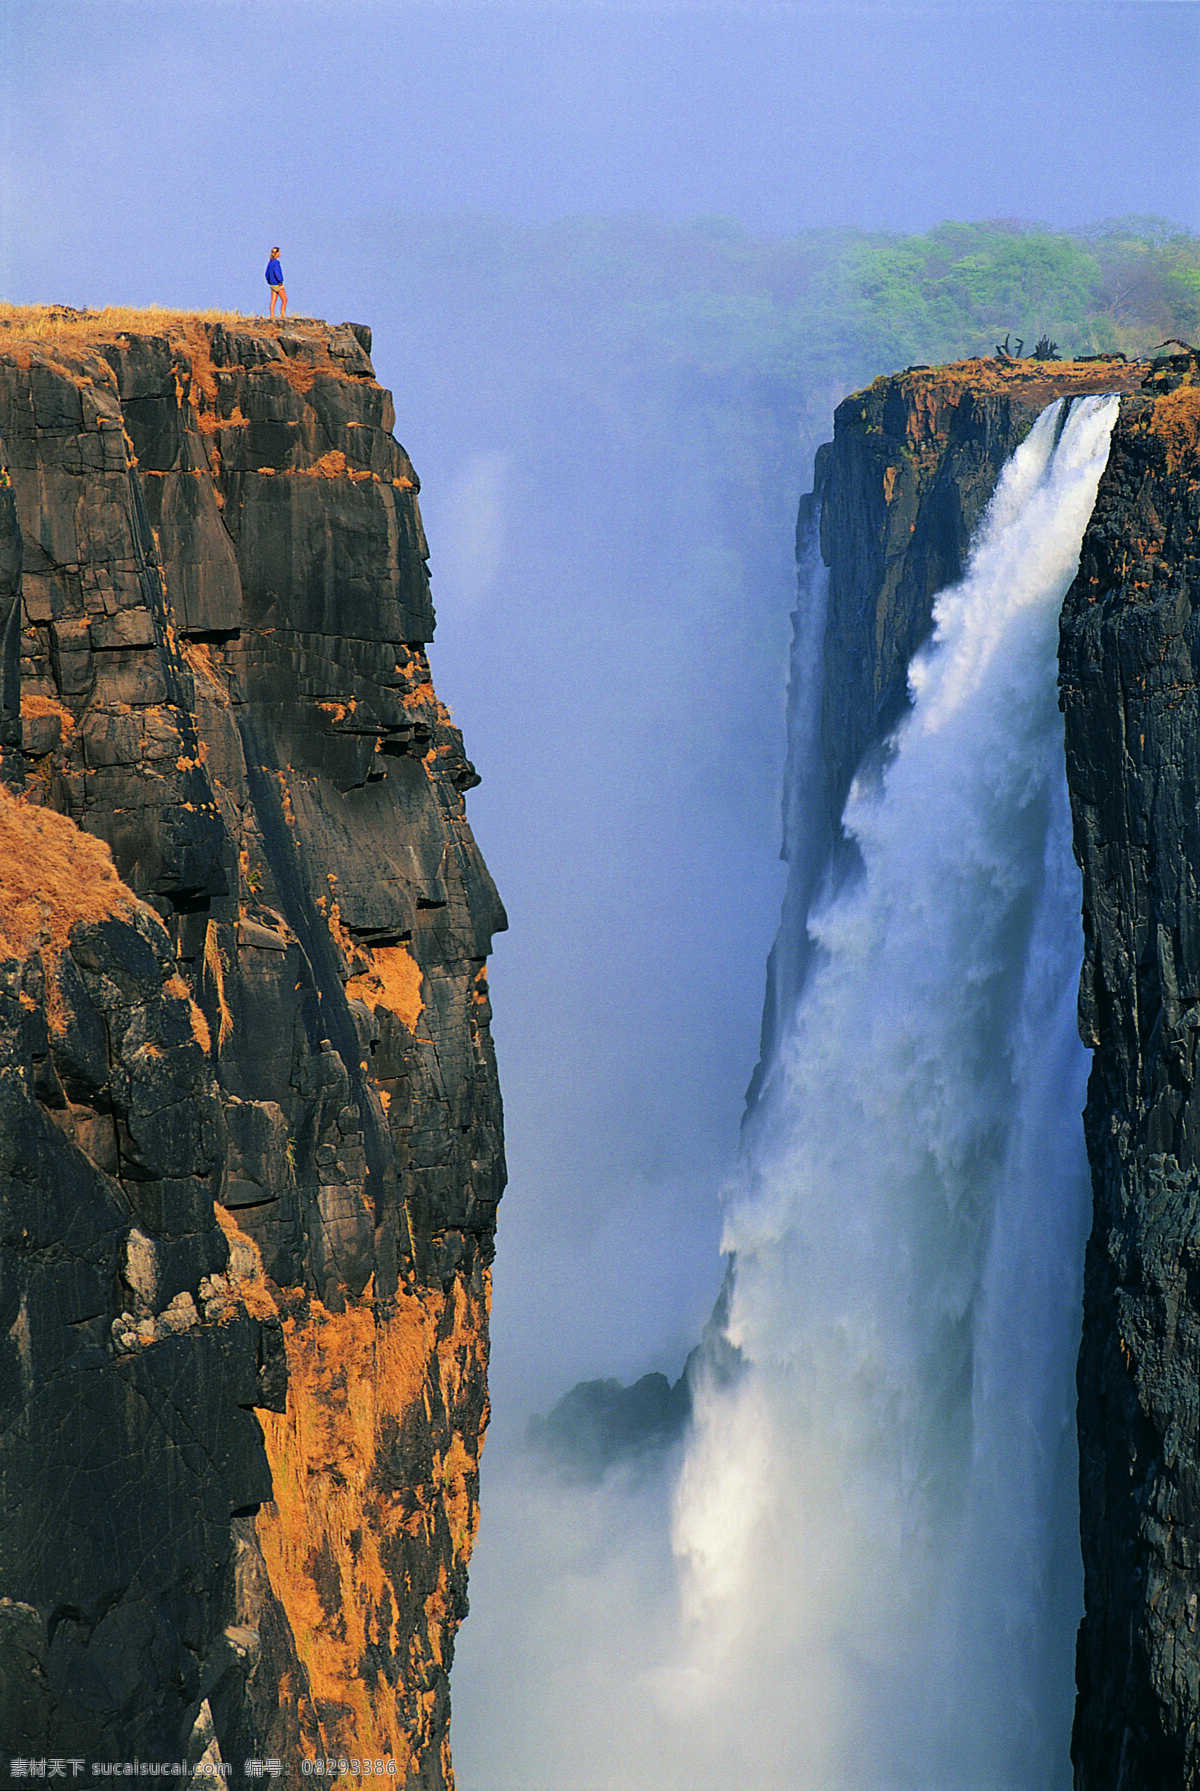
[670,393,1120,1790]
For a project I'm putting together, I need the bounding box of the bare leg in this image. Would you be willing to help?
[269,284,287,318]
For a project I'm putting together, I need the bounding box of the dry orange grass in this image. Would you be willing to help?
[213,1206,283,1322]
[899,356,1143,409]
[202,919,233,1049]
[0,783,138,964]
[302,449,373,482]
[1146,380,1200,471]
[178,318,220,408]
[275,352,316,395]
[346,943,424,1030]
[19,691,76,738]
[0,306,348,361]
[0,305,249,350]
[0,307,246,390]
[0,308,374,422]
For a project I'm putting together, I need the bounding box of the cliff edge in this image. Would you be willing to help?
[0,311,505,1781]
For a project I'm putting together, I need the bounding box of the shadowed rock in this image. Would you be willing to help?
[1061,350,1200,1790]
[0,313,506,1782]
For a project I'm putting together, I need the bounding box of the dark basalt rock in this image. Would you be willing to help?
[1060,359,1200,1790]
[0,885,276,1760]
[0,472,21,784]
[814,357,1142,835]
[0,315,506,1782]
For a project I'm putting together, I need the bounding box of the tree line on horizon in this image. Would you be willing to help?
[390,211,1199,375]
[376,211,1199,516]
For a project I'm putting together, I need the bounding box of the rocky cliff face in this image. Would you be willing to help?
[811,356,1140,828]
[0,312,505,1781]
[808,349,1200,1790]
[1061,353,1200,1790]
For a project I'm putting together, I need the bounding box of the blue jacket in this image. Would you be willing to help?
[266,258,283,285]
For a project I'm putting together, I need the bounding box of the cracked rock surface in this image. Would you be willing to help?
[0,315,505,1783]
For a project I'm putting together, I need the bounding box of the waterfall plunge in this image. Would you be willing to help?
[669,394,1120,1790]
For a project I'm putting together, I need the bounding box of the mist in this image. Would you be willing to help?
[3,2,1199,1786]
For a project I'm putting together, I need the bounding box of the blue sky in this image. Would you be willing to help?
[2,0,1197,314]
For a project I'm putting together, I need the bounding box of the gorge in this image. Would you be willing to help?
[455,351,1200,1791]
[675,387,1125,1789]
[0,311,1198,1791]
[676,350,1200,1791]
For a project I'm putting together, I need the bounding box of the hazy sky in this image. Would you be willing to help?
[2,0,1198,317]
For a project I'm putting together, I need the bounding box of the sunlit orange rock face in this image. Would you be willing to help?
[0,313,505,1783]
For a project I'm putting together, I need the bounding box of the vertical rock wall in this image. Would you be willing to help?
[0,314,505,1782]
[1060,354,1200,1790]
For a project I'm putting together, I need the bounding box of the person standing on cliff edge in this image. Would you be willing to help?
[265,248,286,317]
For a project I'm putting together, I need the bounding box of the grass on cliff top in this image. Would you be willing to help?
[0,304,279,347]
[852,353,1147,403]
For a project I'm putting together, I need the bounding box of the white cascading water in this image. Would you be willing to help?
[669,393,1120,1791]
